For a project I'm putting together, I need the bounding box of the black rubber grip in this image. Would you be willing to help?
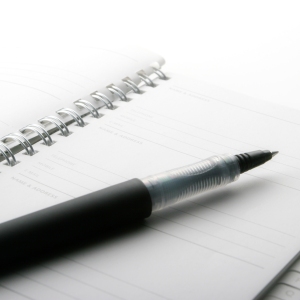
[0,179,152,271]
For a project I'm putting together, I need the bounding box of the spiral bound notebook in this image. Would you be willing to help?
[1,47,300,300]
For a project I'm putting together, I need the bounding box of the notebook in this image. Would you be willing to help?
[0,47,300,300]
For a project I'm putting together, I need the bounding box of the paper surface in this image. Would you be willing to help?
[0,74,300,299]
[0,46,164,138]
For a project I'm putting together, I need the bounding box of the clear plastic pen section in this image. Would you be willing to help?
[141,154,240,212]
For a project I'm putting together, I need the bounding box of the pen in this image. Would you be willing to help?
[0,150,277,269]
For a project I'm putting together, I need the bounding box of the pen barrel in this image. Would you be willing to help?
[142,154,240,211]
[0,179,152,270]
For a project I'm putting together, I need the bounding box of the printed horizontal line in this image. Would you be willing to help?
[134,105,300,162]
[107,125,201,160]
[40,265,128,300]
[0,283,35,300]
[190,202,296,238]
[126,110,300,176]
[16,273,76,300]
[174,86,300,126]
[152,214,275,258]
[18,173,75,198]
[170,207,285,248]
[113,116,300,191]
[145,224,264,269]
[45,158,109,185]
[116,117,219,154]
[57,151,128,180]
[61,257,170,300]
[32,165,94,192]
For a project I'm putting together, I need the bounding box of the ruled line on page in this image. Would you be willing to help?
[189,202,296,238]
[0,80,62,101]
[39,265,130,300]
[124,111,300,177]
[107,126,202,160]
[130,106,300,169]
[172,86,300,126]
[169,207,285,248]
[126,110,241,152]
[18,173,75,198]
[59,257,171,300]
[0,119,11,127]
[0,67,86,88]
[0,72,73,93]
[115,117,219,154]
[134,105,300,162]
[144,224,264,269]
[245,173,300,192]
[32,165,94,192]
[116,116,300,179]
[152,214,275,258]
[0,284,34,300]
[105,125,300,193]
[4,61,98,83]
[45,158,110,185]
[56,151,129,180]
[16,274,78,300]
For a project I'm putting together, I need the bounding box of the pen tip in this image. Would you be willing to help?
[271,151,279,157]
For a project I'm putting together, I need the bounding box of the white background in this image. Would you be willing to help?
[1,0,300,109]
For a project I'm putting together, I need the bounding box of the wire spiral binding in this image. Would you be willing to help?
[0,142,17,166]
[0,68,167,167]
[74,100,101,119]
[122,77,141,94]
[1,133,36,156]
[57,108,86,127]
[20,124,54,146]
[137,71,155,87]
[107,84,128,101]
[91,92,115,110]
[39,116,71,137]
[153,68,168,80]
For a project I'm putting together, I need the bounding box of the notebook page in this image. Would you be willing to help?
[0,74,300,299]
[0,46,164,138]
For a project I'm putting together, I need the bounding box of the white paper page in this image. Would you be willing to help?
[0,74,300,300]
[0,46,164,138]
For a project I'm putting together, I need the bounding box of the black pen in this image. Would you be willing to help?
[0,150,277,269]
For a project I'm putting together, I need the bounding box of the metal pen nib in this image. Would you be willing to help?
[272,151,279,157]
